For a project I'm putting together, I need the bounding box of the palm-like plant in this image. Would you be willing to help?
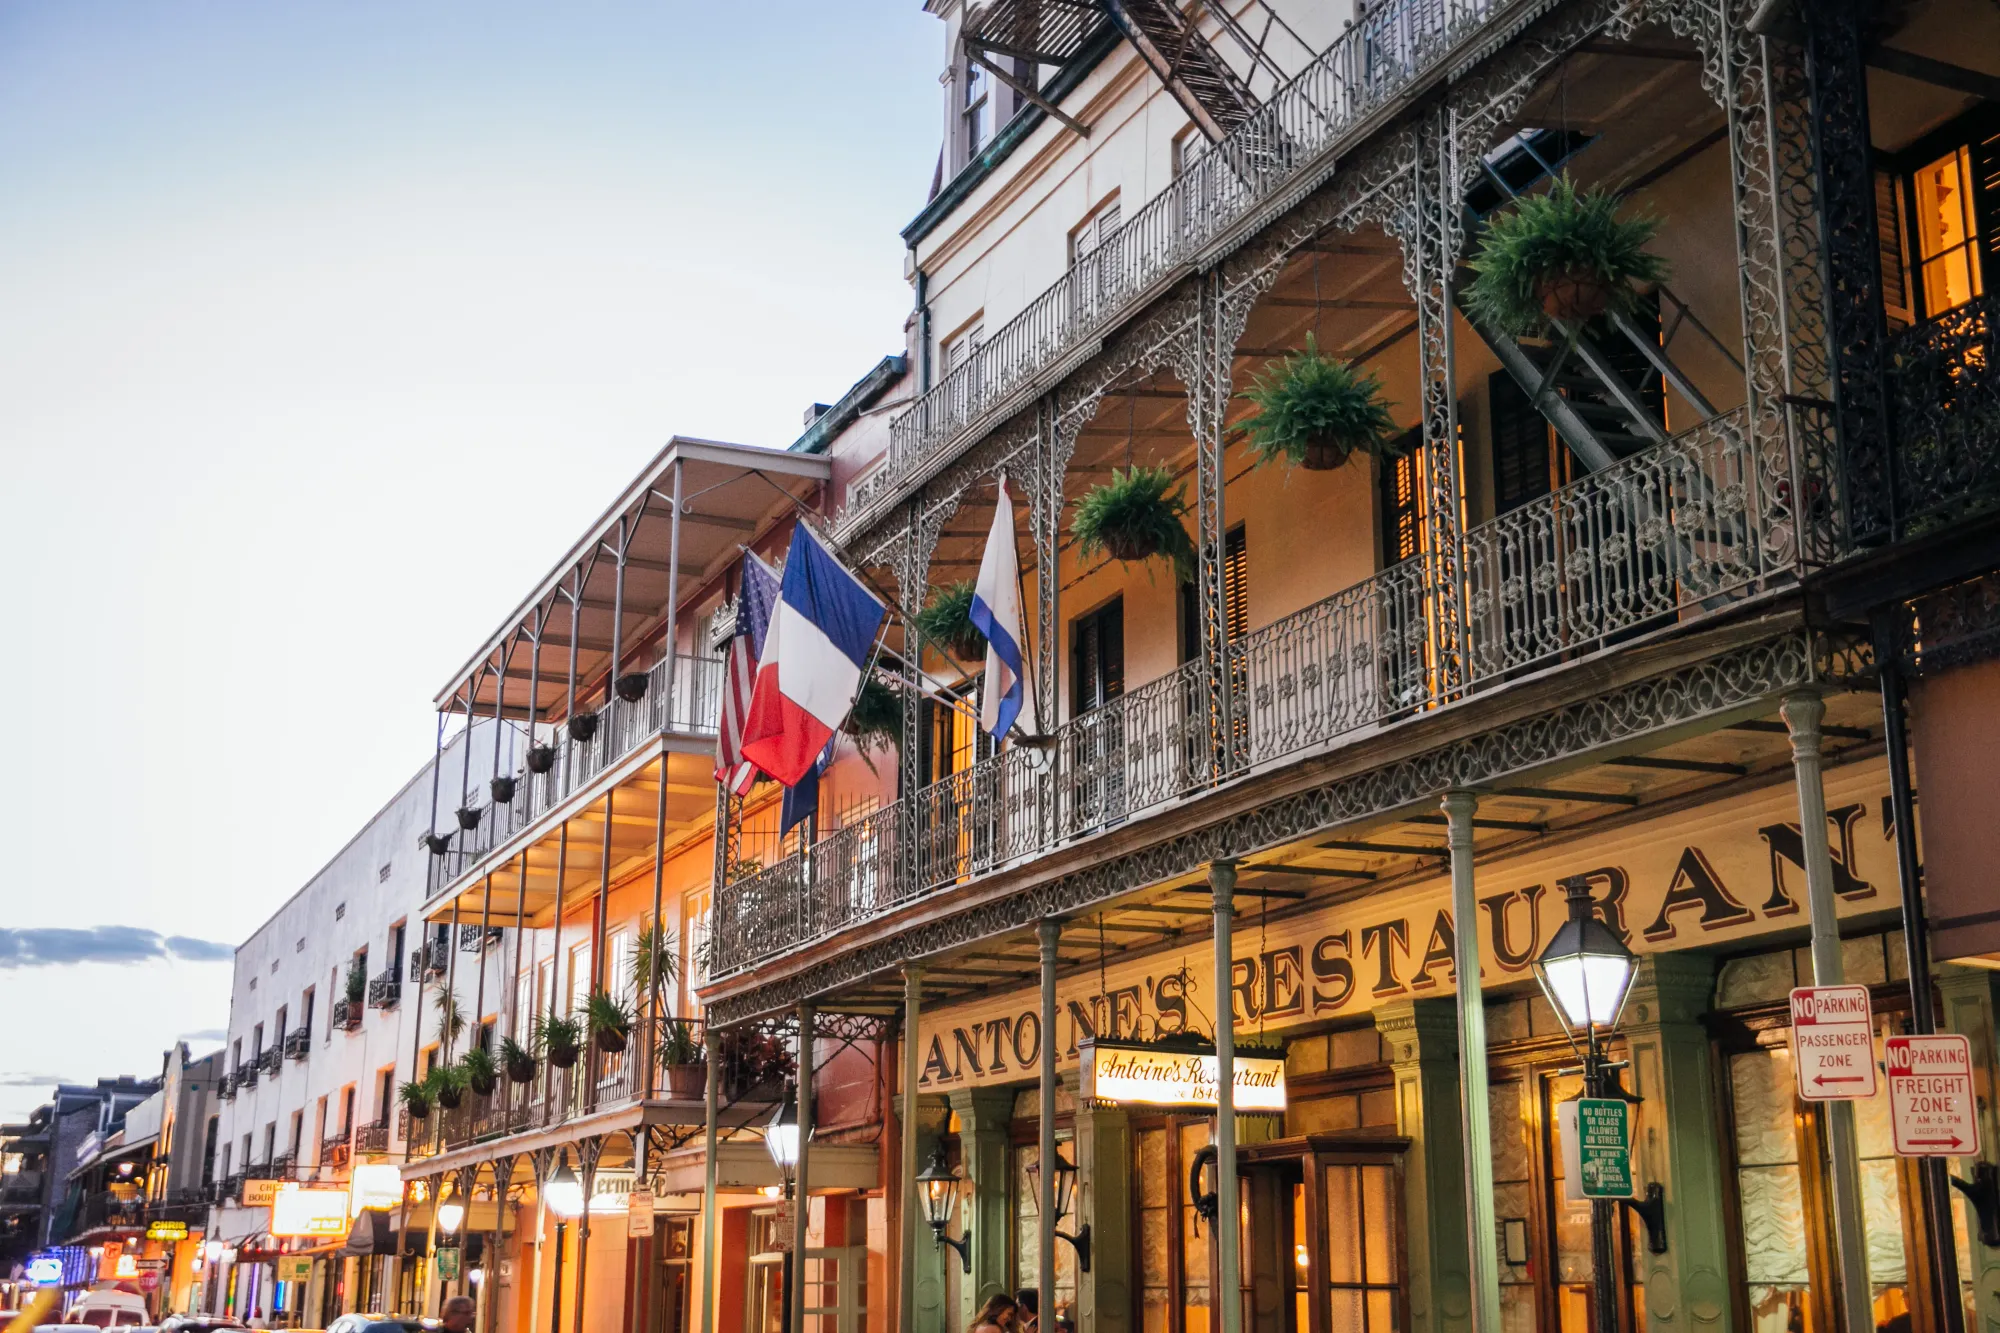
[432,989,465,1050]
[430,1063,469,1111]
[500,1035,538,1084]
[343,960,368,1007]
[1072,466,1197,578]
[397,1078,433,1120]
[585,989,635,1054]
[1464,175,1670,336]
[459,1046,498,1097]
[630,925,682,1013]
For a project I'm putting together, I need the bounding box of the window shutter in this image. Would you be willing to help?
[1971,114,2000,286]
[1876,169,1914,330]
[1378,430,1424,567]
[1489,372,1552,516]
[1223,526,1249,643]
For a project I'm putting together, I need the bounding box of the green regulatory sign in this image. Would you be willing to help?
[435,1246,460,1281]
[1576,1098,1633,1199]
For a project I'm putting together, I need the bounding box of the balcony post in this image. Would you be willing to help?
[1801,0,1893,547]
[473,871,492,1061]
[608,514,629,743]
[445,899,461,1063]
[1415,109,1466,697]
[791,1003,815,1333]
[698,1023,721,1333]
[1188,273,1237,780]
[563,568,582,788]
[548,821,569,1116]
[1443,790,1499,1333]
[509,847,528,1048]
[1038,919,1060,1331]
[424,1170,441,1318]
[897,964,923,1333]
[589,788,613,1111]
[1210,860,1241,1333]
[573,1137,601,1333]
[1780,691,1875,1333]
[458,683,477,832]
[645,738,669,1104]
[662,458,684,722]
[487,1154,517,1333]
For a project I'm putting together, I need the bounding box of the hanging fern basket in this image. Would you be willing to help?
[1072,466,1196,577]
[1237,335,1402,474]
[1537,264,1616,324]
[914,582,986,661]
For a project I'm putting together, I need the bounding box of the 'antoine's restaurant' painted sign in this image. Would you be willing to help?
[914,759,1896,1091]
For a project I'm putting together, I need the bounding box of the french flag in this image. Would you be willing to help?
[740,524,887,787]
[970,478,1032,738]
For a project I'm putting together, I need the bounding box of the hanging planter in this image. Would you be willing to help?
[1236,334,1405,472]
[914,582,986,661]
[421,833,454,857]
[454,806,482,831]
[459,1047,498,1098]
[490,775,518,805]
[566,712,600,743]
[1463,175,1670,337]
[526,745,557,774]
[659,1021,706,1098]
[841,678,903,757]
[615,672,651,703]
[398,1079,433,1122]
[534,1012,583,1070]
[1072,466,1197,577]
[500,1036,538,1084]
[586,990,634,1055]
[432,1066,467,1111]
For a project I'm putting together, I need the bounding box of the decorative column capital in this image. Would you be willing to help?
[1622,954,1717,1030]
[1374,999,1461,1066]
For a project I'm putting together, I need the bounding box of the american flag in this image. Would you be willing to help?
[715,552,780,794]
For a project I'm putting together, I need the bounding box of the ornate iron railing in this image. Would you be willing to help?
[425,653,725,899]
[844,0,1498,536]
[1879,292,2000,541]
[715,408,1787,977]
[366,972,401,1010]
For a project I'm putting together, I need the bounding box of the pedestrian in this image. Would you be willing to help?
[1015,1288,1039,1333]
[971,1292,1017,1332]
[440,1294,476,1331]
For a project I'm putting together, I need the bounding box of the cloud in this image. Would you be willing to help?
[0,927,233,969]
[0,1073,72,1089]
[178,1030,226,1044]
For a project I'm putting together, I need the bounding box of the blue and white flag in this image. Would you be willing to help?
[969,478,1031,738]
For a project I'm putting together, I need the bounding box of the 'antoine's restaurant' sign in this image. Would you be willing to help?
[914,759,1896,1092]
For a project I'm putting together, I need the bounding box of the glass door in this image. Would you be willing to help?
[747,1211,785,1333]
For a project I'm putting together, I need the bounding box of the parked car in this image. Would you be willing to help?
[158,1320,246,1332]
[324,1317,433,1333]
[61,1289,151,1326]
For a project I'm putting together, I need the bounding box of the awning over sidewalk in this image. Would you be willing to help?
[338,1211,395,1258]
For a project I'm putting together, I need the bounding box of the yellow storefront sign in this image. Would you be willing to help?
[1080,1038,1287,1111]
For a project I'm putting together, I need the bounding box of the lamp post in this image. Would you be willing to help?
[1024,1143,1091,1272]
[1532,879,1655,1333]
[913,1145,971,1273]
[542,1156,584,1333]
[766,1094,803,1333]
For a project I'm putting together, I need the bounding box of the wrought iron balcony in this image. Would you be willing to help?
[717,406,1792,977]
[256,1046,282,1075]
[284,1028,312,1061]
[844,0,1504,538]
[366,972,401,1009]
[236,1063,259,1090]
[424,654,725,901]
[353,1124,389,1156]
[331,998,363,1032]
[323,1140,351,1171]
[415,939,451,980]
[216,1072,236,1100]
[458,924,503,953]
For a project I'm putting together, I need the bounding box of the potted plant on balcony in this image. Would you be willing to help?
[915,582,986,661]
[500,1035,538,1084]
[1236,334,1405,472]
[615,671,651,703]
[431,1064,468,1112]
[1072,466,1197,577]
[631,924,681,1014]
[533,1010,583,1070]
[490,774,518,804]
[566,711,600,743]
[344,960,368,1008]
[721,1027,795,1103]
[421,832,454,857]
[433,990,465,1048]
[397,1078,433,1122]
[459,1046,498,1098]
[1464,174,1670,334]
[585,989,634,1055]
[658,1021,706,1099]
[454,805,482,831]
[526,743,557,774]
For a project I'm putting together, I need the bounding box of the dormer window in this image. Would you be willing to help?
[962,60,994,160]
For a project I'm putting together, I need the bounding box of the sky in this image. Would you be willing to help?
[0,2,940,1121]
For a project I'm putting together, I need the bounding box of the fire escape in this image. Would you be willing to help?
[960,0,1306,156]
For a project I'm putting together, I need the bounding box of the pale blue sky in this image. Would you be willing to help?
[0,2,940,1118]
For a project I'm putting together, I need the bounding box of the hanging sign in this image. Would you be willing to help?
[1886,1034,1980,1156]
[1077,1038,1287,1112]
[25,1257,61,1284]
[434,1247,460,1281]
[146,1220,188,1241]
[349,1164,403,1215]
[271,1185,350,1238]
[241,1178,281,1208]
[1558,1099,1636,1199]
[276,1255,313,1284]
[627,1188,655,1238]
[1790,985,1878,1100]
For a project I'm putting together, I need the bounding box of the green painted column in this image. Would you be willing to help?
[951,1086,1016,1323]
[896,1092,952,1333]
[1622,953,1733,1333]
[1072,1073,1130,1333]
[1375,999,1473,1333]
[1938,965,2000,1331]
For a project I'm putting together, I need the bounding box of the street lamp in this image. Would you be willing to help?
[766,1096,801,1197]
[1532,878,1663,1333]
[436,1198,465,1237]
[543,1154,584,1333]
[1024,1144,1091,1272]
[913,1145,971,1273]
